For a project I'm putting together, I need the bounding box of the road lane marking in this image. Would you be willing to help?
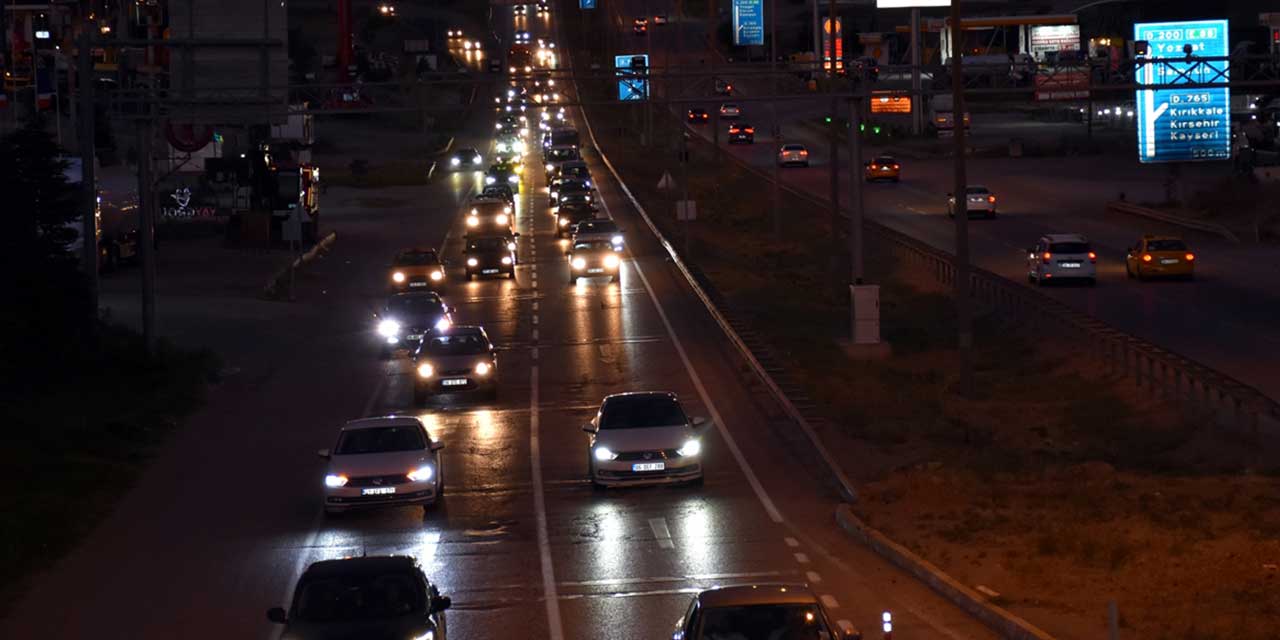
[806,570,823,584]
[648,517,675,549]
[532,328,539,342]
[820,594,840,609]
[533,301,539,312]
[533,314,539,325]
[794,552,810,564]
[529,363,565,640]
[784,537,799,547]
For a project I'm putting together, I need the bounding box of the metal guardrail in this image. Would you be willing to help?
[1106,201,1241,243]
[718,151,1280,437]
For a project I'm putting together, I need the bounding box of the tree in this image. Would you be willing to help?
[0,120,94,387]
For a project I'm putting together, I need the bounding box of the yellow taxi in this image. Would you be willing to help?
[864,155,901,182]
[1125,235,1195,280]
[389,248,446,292]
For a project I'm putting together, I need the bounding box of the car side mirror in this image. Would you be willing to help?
[430,441,446,452]
[316,448,331,460]
[691,416,707,428]
[582,423,597,433]
[266,607,288,624]
[432,596,453,613]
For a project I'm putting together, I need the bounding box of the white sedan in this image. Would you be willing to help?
[318,416,445,515]
[718,103,742,119]
[584,392,706,487]
[947,185,997,219]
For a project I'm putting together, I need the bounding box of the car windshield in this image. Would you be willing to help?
[293,571,425,621]
[388,296,445,316]
[577,220,618,234]
[574,240,614,252]
[471,202,507,215]
[600,395,687,430]
[783,144,804,151]
[551,133,579,146]
[699,604,826,640]
[1147,239,1188,251]
[547,148,578,161]
[424,333,489,355]
[456,148,478,156]
[1049,242,1091,254]
[394,251,439,266]
[468,237,513,251]
[966,187,990,194]
[335,426,426,455]
[558,179,590,191]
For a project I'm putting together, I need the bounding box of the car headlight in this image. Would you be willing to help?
[572,257,586,270]
[611,234,623,245]
[485,176,496,184]
[474,155,483,163]
[497,142,509,152]
[558,216,569,226]
[495,214,509,225]
[450,157,460,165]
[411,631,435,640]
[593,446,617,461]
[603,254,620,268]
[407,465,434,482]
[504,205,513,214]
[501,256,513,265]
[467,216,480,227]
[475,362,492,376]
[430,270,443,281]
[467,257,479,267]
[392,271,406,283]
[417,362,434,378]
[325,474,348,488]
[377,319,400,337]
[507,242,517,251]
[508,175,519,183]
[435,317,451,331]
[677,438,702,457]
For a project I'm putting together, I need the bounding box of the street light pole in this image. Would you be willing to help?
[78,29,98,316]
[949,0,974,397]
[827,0,839,273]
[770,0,780,235]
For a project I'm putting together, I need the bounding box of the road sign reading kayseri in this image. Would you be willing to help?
[615,54,649,102]
[1134,19,1231,163]
[579,0,595,8]
[732,0,764,47]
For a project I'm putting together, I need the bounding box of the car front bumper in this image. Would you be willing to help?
[416,374,496,395]
[592,457,702,486]
[324,480,438,511]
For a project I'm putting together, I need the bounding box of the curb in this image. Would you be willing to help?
[835,504,1058,640]
[263,230,337,299]
[426,160,439,182]
[1106,200,1240,243]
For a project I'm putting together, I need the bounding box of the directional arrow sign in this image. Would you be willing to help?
[1133,20,1231,163]
[657,170,676,190]
[614,54,649,101]
[732,0,764,46]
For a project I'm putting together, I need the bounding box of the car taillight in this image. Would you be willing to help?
[799,150,808,156]
[1141,253,1152,262]
[745,128,754,133]
[1042,252,1051,264]
[1088,251,1097,263]
[1185,253,1195,261]
[892,164,900,169]
[987,195,996,203]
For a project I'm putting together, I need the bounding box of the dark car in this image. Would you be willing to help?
[567,239,621,284]
[465,200,514,235]
[480,184,515,205]
[268,556,451,640]
[713,78,733,96]
[484,162,520,193]
[673,584,861,640]
[555,195,597,237]
[389,248,446,292]
[375,292,455,358]
[687,108,710,124]
[412,325,498,403]
[728,122,755,144]
[464,233,519,280]
[557,160,591,182]
[550,176,592,203]
[449,147,483,170]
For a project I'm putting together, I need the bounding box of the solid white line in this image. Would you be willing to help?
[648,517,675,549]
[532,328,540,342]
[627,259,784,524]
[784,537,800,548]
[794,552,810,564]
[533,315,540,325]
[533,301,540,312]
[805,571,823,584]
[820,594,840,609]
[530,364,565,640]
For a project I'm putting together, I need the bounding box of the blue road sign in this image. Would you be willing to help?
[615,54,649,102]
[1134,20,1231,163]
[732,0,764,46]
[580,0,596,8]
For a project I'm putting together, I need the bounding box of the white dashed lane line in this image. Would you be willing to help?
[648,518,675,549]
[806,571,823,584]
[784,537,800,548]
[793,553,810,564]
[820,594,840,610]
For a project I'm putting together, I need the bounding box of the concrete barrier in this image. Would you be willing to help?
[1106,201,1240,243]
[263,230,337,299]
[835,504,1058,640]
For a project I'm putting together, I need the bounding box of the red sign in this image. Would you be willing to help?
[1034,69,1089,101]
[822,18,843,72]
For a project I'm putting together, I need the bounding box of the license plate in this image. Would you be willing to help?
[632,462,665,472]
[1160,258,1178,265]
[482,268,500,274]
[1060,262,1081,268]
[441,378,468,386]
[361,487,395,496]
[409,281,428,287]
[587,268,604,273]
[406,334,423,341]
[880,167,890,171]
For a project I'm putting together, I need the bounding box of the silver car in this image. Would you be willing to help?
[947,185,997,218]
[319,416,445,515]
[412,326,498,404]
[673,584,862,640]
[583,392,705,488]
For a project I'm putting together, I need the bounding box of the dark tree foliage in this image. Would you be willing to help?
[0,120,94,388]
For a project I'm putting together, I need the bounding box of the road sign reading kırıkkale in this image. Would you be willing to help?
[1134,20,1231,163]
[732,0,764,46]
[615,54,649,101]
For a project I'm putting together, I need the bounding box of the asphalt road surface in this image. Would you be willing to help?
[1,5,999,640]
[615,0,1280,404]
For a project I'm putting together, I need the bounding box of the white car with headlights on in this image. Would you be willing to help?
[318,416,446,515]
[466,200,514,235]
[583,392,706,487]
[567,239,621,284]
[571,217,624,251]
[374,291,454,358]
[412,326,498,404]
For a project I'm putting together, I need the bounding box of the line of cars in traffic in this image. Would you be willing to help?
[269,9,866,640]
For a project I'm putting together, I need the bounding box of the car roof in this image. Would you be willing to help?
[395,248,440,259]
[696,584,819,608]
[390,291,443,302]
[966,185,989,191]
[603,390,678,404]
[341,415,425,432]
[302,555,425,580]
[434,325,488,339]
[1043,233,1088,243]
[1142,234,1183,241]
[455,147,478,153]
[782,143,806,149]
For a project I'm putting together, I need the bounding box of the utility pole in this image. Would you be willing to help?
[910,8,922,136]
[848,80,863,286]
[769,0,780,235]
[827,0,839,273]
[136,120,158,355]
[812,0,820,65]
[78,29,98,316]
[949,0,974,397]
[643,0,653,147]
